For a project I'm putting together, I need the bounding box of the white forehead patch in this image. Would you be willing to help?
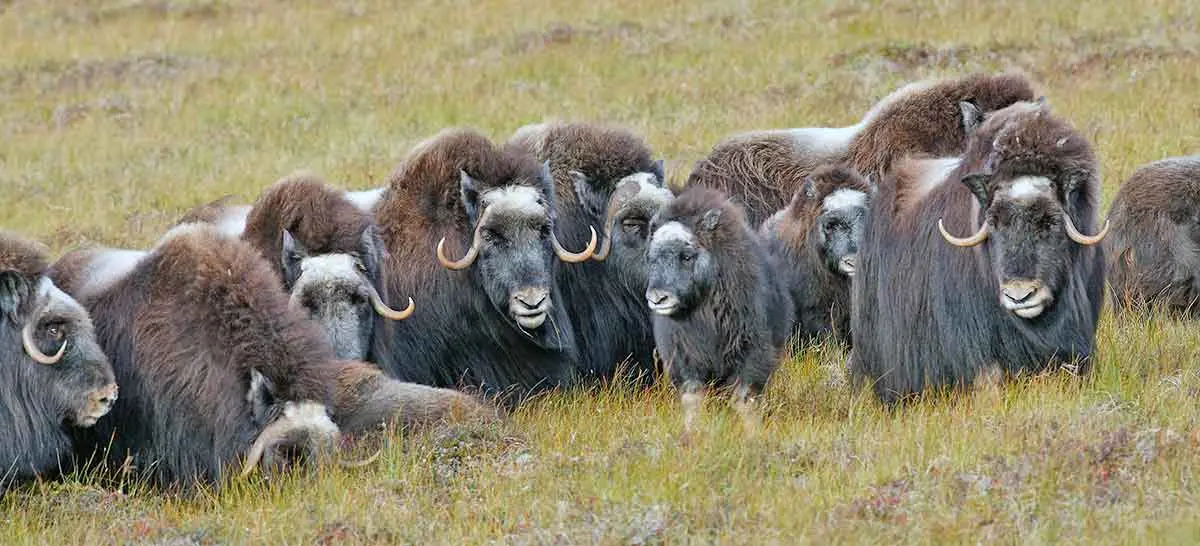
[650,221,695,253]
[1004,176,1053,201]
[481,185,546,217]
[79,249,148,299]
[214,206,251,238]
[822,189,868,213]
[279,400,339,435]
[620,172,673,204]
[297,254,362,286]
[345,188,384,212]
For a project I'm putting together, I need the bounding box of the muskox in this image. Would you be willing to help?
[1105,156,1200,315]
[50,226,344,487]
[688,73,1036,226]
[849,100,1108,403]
[645,187,793,436]
[760,164,873,346]
[372,128,596,399]
[507,122,672,382]
[1,232,117,486]
[178,172,413,362]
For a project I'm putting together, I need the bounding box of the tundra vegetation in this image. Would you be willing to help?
[1,0,1199,544]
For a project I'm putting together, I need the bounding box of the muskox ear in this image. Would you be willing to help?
[0,271,30,320]
[280,230,307,289]
[570,170,609,219]
[699,208,723,233]
[359,224,385,280]
[959,101,984,134]
[459,169,480,221]
[651,159,666,184]
[960,173,992,207]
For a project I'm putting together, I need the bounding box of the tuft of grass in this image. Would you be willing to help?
[3,0,1200,543]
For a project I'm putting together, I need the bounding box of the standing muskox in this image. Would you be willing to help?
[1,232,117,486]
[760,164,873,346]
[849,100,1108,402]
[1104,156,1200,315]
[645,187,793,436]
[688,73,1036,226]
[372,128,596,399]
[507,122,672,382]
[178,172,413,362]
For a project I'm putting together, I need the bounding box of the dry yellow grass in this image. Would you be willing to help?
[2,0,1200,543]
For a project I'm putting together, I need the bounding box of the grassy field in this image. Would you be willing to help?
[3,0,1200,543]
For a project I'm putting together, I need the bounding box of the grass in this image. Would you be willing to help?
[2,0,1200,543]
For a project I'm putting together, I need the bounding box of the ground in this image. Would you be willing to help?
[2,0,1199,543]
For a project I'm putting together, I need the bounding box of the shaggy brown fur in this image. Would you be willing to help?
[177,195,240,225]
[243,172,374,278]
[1105,156,1200,315]
[330,361,498,435]
[689,73,1036,226]
[509,122,660,209]
[0,232,48,311]
[761,165,872,345]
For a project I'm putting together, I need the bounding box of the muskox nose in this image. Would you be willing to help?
[1001,282,1038,304]
[513,287,549,311]
[838,255,857,276]
[647,290,670,305]
[96,384,119,406]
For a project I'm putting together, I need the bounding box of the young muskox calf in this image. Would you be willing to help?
[689,73,1035,226]
[1105,156,1200,315]
[0,232,117,486]
[373,128,596,401]
[507,122,672,383]
[760,164,872,346]
[645,188,793,437]
[178,172,413,362]
[849,100,1108,403]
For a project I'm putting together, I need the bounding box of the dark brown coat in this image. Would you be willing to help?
[1105,156,1200,315]
[689,73,1036,226]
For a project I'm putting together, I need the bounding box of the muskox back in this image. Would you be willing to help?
[689,73,1035,226]
[51,225,335,487]
[1105,156,1200,315]
[507,122,669,383]
[1,232,117,486]
[373,128,581,400]
[850,100,1105,402]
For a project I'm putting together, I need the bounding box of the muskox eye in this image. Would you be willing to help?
[45,324,64,341]
[621,218,645,235]
[680,253,694,263]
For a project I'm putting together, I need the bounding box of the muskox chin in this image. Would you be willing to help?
[849,100,1105,403]
[372,128,582,402]
[1,232,117,486]
[507,122,671,384]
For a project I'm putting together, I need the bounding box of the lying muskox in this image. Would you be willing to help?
[372,128,596,399]
[1104,156,1200,315]
[507,122,672,382]
[645,187,793,437]
[179,172,413,362]
[51,225,490,488]
[689,73,1036,225]
[849,100,1108,402]
[760,164,873,346]
[1,232,117,486]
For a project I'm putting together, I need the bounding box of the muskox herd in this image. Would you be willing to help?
[2,71,1196,490]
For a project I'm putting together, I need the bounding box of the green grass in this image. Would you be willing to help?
[3,0,1200,543]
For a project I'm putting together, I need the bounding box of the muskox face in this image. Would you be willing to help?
[645,215,718,316]
[594,172,675,294]
[440,165,595,331]
[942,173,1106,319]
[281,227,412,361]
[813,187,870,277]
[1,274,117,427]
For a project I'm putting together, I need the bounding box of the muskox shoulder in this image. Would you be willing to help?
[50,247,149,302]
[243,171,371,268]
[345,188,386,213]
[1113,155,1200,216]
[0,231,49,282]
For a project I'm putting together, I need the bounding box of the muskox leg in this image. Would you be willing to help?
[679,380,705,446]
[731,382,760,438]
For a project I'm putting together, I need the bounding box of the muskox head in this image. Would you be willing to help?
[937,101,1108,319]
[644,200,731,317]
[1,264,117,430]
[592,168,674,291]
[281,226,413,361]
[765,165,873,278]
[437,163,597,330]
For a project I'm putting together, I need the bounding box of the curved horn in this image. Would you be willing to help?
[1063,214,1109,246]
[591,207,620,262]
[22,321,66,365]
[553,226,598,263]
[240,407,340,478]
[938,218,990,247]
[337,448,383,469]
[436,207,492,271]
[362,284,414,320]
